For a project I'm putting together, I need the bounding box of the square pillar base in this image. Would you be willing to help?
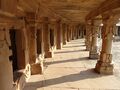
[31,63,43,75]
[45,51,54,58]
[86,46,90,51]
[89,53,99,59]
[95,61,113,75]
[57,43,63,50]
[63,41,67,45]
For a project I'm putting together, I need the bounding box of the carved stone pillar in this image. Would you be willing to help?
[48,20,57,51]
[27,27,37,64]
[62,23,67,45]
[67,25,70,42]
[76,28,79,39]
[95,16,115,74]
[26,13,43,75]
[85,24,92,51]
[56,21,63,49]
[71,28,74,40]
[43,18,54,58]
[89,22,99,59]
[27,26,42,75]
[0,29,13,90]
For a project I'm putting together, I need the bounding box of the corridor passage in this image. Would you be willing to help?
[23,39,120,90]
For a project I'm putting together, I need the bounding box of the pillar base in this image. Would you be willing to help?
[86,46,90,51]
[57,44,62,49]
[63,41,67,45]
[31,63,43,75]
[45,51,54,58]
[89,53,99,59]
[95,61,113,75]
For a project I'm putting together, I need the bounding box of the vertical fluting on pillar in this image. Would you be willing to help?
[95,15,116,74]
[89,21,99,59]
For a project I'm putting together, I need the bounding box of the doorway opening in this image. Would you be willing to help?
[9,28,26,82]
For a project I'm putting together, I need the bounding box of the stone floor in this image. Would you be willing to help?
[23,39,120,90]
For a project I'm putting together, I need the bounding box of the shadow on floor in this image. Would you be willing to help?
[26,69,107,90]
[45,57,93,66]
[55,49,87,54]
[63,45,86,48]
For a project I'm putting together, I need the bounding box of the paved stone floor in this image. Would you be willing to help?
[23,39,120,90]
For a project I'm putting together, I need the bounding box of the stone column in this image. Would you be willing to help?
[27,25,37,64]
[71,27,74,40]
[89,22,99,59]
[36,25,44,59]
[43,17,54,58]
[27,26,42,74]
[26,13,43,75]
[0,29,13,90]
[95,16,115,74]
[53,22,57,50]
[73,26,76,39]
[56,20,63,49]
[69,26,72,41]
[48,20,57,51]
[62,23,67,45]
[85,24,92,51]
[76,28,79,39]
[67,25,70,42]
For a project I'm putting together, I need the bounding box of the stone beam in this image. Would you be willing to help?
[86,0,120,20]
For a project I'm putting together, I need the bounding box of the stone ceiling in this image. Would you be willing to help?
[18,0,120,23]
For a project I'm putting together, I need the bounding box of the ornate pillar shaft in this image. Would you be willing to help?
[95,16,115,74]
[85,24,92,51]
[89,22,99,59]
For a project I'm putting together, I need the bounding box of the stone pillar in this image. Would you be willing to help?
[70,27,72,40]
[69,26,72,41]
[43,17,53,58]
[48,20,57,51]
[62,23,67,45]
[72,26,75,40]
[27,27,43,75]
[53,22,57,50]
[36,25,44,59]
[85,24,92,51]
[0,29,13,90]
[89,22,99,59]
[73,26,76,39]
[76,28,79,39]
[95,16,115,74]
[27,27,37,64]
[56,20,63,49]
[67,25,70,42]
[26,13,43,75]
